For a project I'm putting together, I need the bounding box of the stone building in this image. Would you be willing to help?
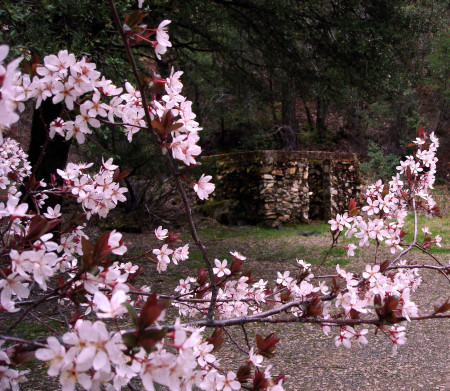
[202,150,360,227]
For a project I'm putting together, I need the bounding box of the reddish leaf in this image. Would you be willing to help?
[332,276,339,291]
[374,294,383,315]
[81,237,93,270]
[7,171,18,182]
[433,300,450,314]
[138,293,170,331]
[280,290,291,302]
[348,198,359,217]
[167,232,181,243]
[139,328,167,351]
[349,308,360,319]
[46,218,63,231]
[123,10,147,29]
[237,363,252,382]
[24,215,47,242]
[255,333,279,358]
[252,370,269,390]
[197,267,207,286]
[8,346,35,366]
[416,125,425,138]
[151,119,165,134]
[168,122,184,133]
[422,237,432,249]
[205,328,224,352]
[25,216,63,242]
[122,332,138,348]
[93,231,112,262]
[379,260,390,273]
[242,269,255,284]
[306,296,323,317]
[161,109,174,130]
[386,296,399,312]
[230,259,244,274]
[112,168,130,182]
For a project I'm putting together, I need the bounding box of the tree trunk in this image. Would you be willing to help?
[27,100,71,209]
[281,79,299,150]
[301,95,314,131]
[315,96,329,142]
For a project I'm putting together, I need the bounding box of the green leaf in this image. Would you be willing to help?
[124,302,138,327]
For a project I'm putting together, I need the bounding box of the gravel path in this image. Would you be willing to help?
[273,269,450,391]
[19,227,450,391]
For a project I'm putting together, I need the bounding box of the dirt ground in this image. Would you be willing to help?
[11,190,450,391]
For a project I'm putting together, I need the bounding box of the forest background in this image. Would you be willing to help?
[1,1,449,390]
[1,0,449,221]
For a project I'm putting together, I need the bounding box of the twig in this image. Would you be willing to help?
[390,198,418,266]
[240,324,251,351]
[315,231,340,273]
[4,273,81,333]
[108,0,218,323]
[98,118,149,130]
[125,312,450,333]
[0,335,47,348]
[223,327,249,355]
[28,312,59,334]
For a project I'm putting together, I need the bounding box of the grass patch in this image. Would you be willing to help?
[419,247,450,254]
[197,222,330,242]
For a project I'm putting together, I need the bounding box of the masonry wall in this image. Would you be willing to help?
[203,151,360,226]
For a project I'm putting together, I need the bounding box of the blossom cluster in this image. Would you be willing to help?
[33,317,261,391]
[0,45,22,136]
[0,341,29,391]
[9,22,214,200]
[56,158,128,219]
[328,128,441,257]
[0,4,446,391]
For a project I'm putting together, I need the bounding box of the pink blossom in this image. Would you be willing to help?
[154,226,168,240]
[194,174,215,200]
[93,290,128,318]
[213,259,231,277]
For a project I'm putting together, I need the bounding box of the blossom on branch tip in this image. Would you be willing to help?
[213,259,231,277]
[93,290,128,318]
[194,174,215,200]
[230,251,246,260]
[155,225,168,240]
[154,20,172,60]
[43,204,62,219]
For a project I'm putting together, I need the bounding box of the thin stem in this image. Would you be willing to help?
[223,327,249,355]
[315,231,340,273]
[28,312,59,334]
[413,244,445,267]
[390,198,418,266]
[0,335,47,348]
[108,0,218,323]
[108,0,157,139]
[374,240,380,264]
[240,324,251,351]
[386,264,450,272]
[127,312,450,333]
[4,273,81,333]
[98,117,149,130]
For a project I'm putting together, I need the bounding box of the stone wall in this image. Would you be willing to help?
[202,151,360,227]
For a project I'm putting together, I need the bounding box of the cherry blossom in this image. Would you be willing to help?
[0,7,446,391]
[194,174,215,200]
[213,259,231,277]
